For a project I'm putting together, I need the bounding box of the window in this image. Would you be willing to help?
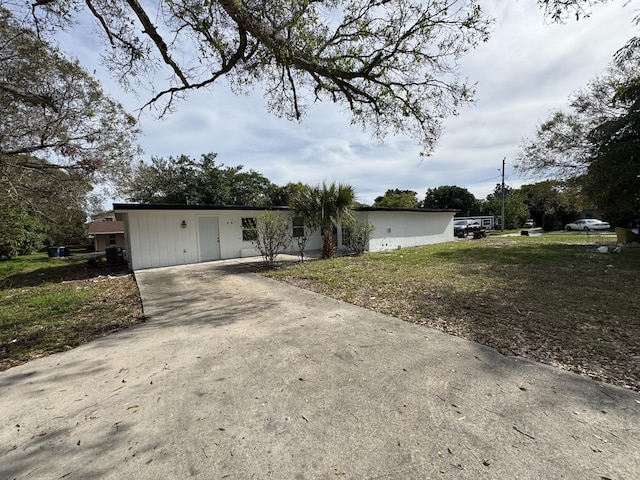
[241,217,257,241]
[108,233,117,245]
[292,217,305,238]
[341,226,353,246]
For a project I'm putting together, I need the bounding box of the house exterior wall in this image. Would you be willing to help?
[115,205,455,270]
[357,210,454,252]
[116,208,323,270]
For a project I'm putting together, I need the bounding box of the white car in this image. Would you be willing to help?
[565,219,611,231]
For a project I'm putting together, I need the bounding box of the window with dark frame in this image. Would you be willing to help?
[341,226,353,246]
[108,233,117,245]
[241,217,257,241]
[292,217,305,238]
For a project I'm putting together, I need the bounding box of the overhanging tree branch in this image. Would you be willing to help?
[22,0,492,154]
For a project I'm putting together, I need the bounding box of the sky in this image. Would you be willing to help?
[56,0,638,206]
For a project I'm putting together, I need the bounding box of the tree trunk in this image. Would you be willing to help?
[321,232,335,259]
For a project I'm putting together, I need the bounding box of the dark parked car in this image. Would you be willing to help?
[454,219,482,238]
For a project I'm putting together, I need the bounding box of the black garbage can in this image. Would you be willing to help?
[105,247,124,265]
[47,246,58,258]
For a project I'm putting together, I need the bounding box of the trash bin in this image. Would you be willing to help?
[58,246,70,257]
[105,247,124,265]
[47,246,58,258]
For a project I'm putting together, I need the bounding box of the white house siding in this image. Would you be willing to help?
[119,210,198,270]
[358,210,454,252]
[115,206,323,270]
[115,205,454,270]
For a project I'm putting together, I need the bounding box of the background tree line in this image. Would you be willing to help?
[125,153,584,232]
[372,183,584,230]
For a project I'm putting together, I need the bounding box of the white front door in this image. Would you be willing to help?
[198,216,220,262]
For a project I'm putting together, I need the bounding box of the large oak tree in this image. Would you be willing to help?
[15,0,493,155]
[0,6,140,183]
[8,1,634,159]
[1,6,141,248]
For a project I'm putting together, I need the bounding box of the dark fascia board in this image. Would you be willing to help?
[113,203,290,211]
[113,203,458,213]
[356,206,459,213]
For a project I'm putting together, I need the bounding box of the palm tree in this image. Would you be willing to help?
[293,181,355,258]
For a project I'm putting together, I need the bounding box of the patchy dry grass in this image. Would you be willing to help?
[265,236,640,392]
[0,254,144,370]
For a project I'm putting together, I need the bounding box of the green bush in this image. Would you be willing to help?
[344,220,375,256]
[253,211,292,266]
[0,206,45,260]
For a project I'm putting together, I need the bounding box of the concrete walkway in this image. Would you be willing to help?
[1,259,638,479]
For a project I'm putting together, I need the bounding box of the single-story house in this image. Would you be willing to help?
[87,220,126,252]
[113,203,456,270]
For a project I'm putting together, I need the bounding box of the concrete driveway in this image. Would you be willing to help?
[1,259,639,479]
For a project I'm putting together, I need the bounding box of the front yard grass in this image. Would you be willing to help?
[0,254,144,370]
[265,236,640,392]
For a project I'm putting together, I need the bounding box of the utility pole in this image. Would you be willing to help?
[501,157,506,232]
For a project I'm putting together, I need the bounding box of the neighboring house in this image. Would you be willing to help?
[87,220,126,252]
[113,204,456,270]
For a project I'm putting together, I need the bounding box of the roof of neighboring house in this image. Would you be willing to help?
[87,221,125,234]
